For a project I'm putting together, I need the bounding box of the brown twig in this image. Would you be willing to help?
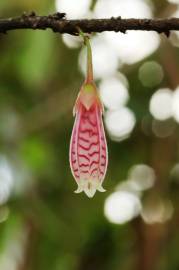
[0,12,179,36]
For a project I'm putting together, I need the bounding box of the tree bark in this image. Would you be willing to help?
[0,12,179,36]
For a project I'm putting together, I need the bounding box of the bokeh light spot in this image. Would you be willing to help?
[99,76,129,110]
[94,0,159,65]
[172,87,179,123]
[0,156,14,204]
[104,191,142,224]
[56,0,91,19]
[105,108,136,141]
[105,31,160,65]
[62,34,81,49]
[149,88,173,121]
[79,36,120,79]
[94,0,152,19]
[168,0,179,4]
[128,164,155,191]
[141,196,174,224]
[139,61,164,87]
[171,163,179,184]
[152,119,176,138]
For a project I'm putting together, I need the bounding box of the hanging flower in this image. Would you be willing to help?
[69,33,108,198]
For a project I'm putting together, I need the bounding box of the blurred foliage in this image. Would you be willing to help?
[0,1,179,270]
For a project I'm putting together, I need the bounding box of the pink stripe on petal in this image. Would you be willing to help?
[69,101,108,197]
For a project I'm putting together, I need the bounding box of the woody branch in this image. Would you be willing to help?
[0,12,179,36]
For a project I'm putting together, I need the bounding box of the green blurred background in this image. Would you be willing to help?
[1,0,179,270]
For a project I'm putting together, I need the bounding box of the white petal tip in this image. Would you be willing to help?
[74,187,83,194]
[97,186,106,192]
[84,189,96,198]
[74,180,106,198]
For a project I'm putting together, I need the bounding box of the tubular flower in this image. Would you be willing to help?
[69,33,108,198]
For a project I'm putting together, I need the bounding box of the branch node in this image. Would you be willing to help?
[164,30,171,38]
[29,11,36,17]
[22,12,28,18]
[50,12,66,20]
[120,29,126,34]
[144,19,151,24]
